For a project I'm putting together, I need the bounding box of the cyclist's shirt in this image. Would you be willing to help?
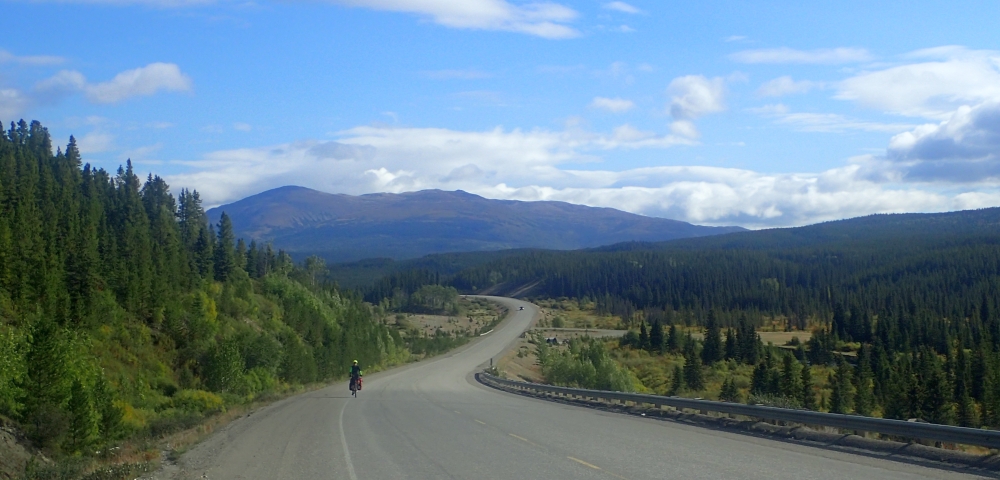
[350,365,363,378]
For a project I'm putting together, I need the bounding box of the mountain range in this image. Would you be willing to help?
[206,186,745,263]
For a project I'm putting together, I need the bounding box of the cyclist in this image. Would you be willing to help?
[349,360,363,392]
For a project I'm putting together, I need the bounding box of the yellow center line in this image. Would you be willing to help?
[474,419,487,425]
[567,456,601,470]
[508,433,539,447]
[567,456,630,480]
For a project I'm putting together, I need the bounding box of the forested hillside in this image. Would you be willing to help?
[0,120,405,466]
[363,208,1000,426]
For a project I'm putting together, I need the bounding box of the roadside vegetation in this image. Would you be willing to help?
[524,300,992,429]
[0,121,481,479]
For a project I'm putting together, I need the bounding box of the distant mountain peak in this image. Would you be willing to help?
[208,186,745,262]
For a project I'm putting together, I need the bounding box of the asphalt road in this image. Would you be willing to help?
[164,297,991,480]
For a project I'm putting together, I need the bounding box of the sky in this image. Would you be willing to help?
[2,0,1000,228]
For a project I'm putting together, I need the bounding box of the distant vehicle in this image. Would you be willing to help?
[519,306,524,311]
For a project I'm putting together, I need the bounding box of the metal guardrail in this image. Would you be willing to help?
[479,372,1000,450]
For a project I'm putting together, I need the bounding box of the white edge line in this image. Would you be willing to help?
[338,400,359,480]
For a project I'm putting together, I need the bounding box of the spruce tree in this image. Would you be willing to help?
[214,212,237,282]
[649,320,664,353]
[854,344,875,416]
[701,309,722,365]
[682,341,704,390]
[724,328,736,360]
[719,377,740,402]
[666,324,679,353]
[66,379,98,454]
[780,354,801,399]
[801,363,816,410]
[829,357,854,414]
[638,322,649,351]
[668,365,684,395]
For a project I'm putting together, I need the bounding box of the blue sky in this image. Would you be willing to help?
[3,0,1000,227]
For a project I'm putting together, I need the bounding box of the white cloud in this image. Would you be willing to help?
[589,96,634,112]
[879,102,1000,183]
[76,131,116,154]
[668,75,725,120]
[233,122,252,132]
[331,0,579,39]
[837,48,1000,119]
[167,123,1000,228]
[85,63,192,103]
[420,69,492,80]
[602,1,641,14]
[730,47,872,64]
[34,63,192,105]
[750,103,915,133]
[668,120,699,139]
[0,49,65,66]
[0,88,32,119]
[167,124,691,207]
[756,76,821,97]
[724,35,747,43]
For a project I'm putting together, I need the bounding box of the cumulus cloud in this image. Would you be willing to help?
[668,75,725,120]
[85,63,192,103]
[34,63,192,104]
[602,1,641,14]
[837,48,1000,119]
[756,76,821,97]
[665,75,725,138]
[167,124,691,208]
[590,96,634,112]
[331,0,579,39]
[878,102,1000,183]
[730,47,872,64]
[163,121,1000,228]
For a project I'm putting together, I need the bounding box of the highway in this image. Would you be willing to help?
[162,297,990,479]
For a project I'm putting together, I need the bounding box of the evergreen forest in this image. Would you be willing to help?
[0,120,407,463]
[360,207,1000,427]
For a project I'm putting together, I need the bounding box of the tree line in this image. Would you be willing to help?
[359,205,1000,426]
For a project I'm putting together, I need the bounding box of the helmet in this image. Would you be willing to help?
[353,360,358,364]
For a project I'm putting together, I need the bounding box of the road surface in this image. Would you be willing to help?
[163,297,989,479]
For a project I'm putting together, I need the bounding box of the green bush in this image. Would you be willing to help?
[171,389,224,414]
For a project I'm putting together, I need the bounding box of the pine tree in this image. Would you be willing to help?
[854,344,875,416]
[666,324,679,353]
[649,320,664,353]
[701,309,722,365]
[214,212,237,282]
[93,376,123,444]
[719,377,741,402]
[682,341,704,391]
[750,361,770,395]
[780,354,801,399]
[829,357,854,414]
[638,322,649,351]
[801,363,816,410]
[724,328,737,360]
[668,365,683,395]
[65,379,98,454]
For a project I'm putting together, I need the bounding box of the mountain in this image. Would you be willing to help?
[206,186,745,263]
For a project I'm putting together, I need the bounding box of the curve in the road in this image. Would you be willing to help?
[163,297,990,480]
